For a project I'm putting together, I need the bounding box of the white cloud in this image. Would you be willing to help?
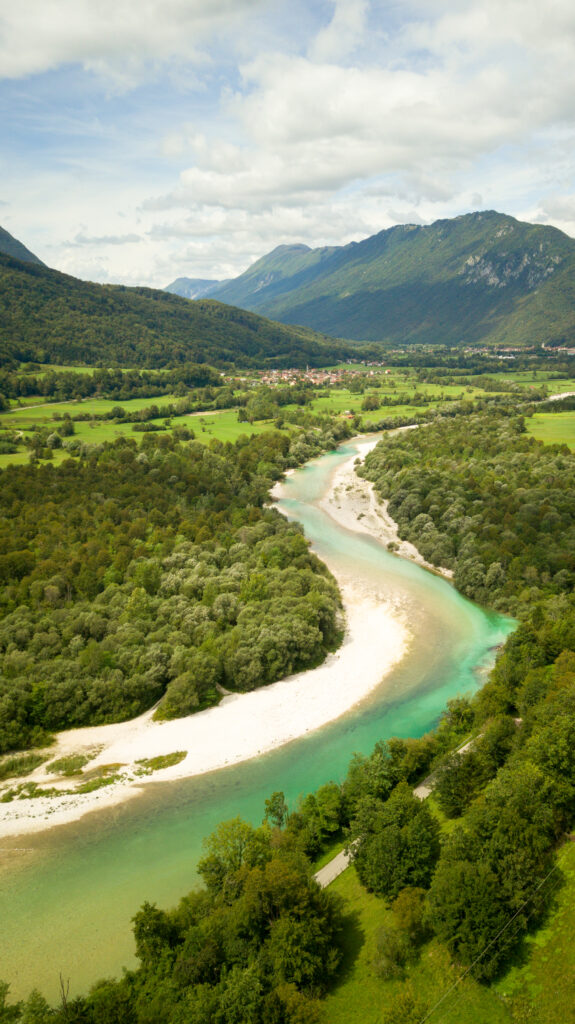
[0,0,268,84]
[532,195,575,235]
[3,0,575,287]
[310,0,369,61]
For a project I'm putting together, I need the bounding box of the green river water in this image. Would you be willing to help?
[0,439,514,1002]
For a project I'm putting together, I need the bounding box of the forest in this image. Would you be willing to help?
[361,406,575,615]
[0,253,352,369]
[0,423,351,754]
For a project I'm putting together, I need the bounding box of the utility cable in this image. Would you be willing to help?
[413,847,564,1024]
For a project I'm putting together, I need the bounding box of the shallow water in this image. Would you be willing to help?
[0,439,514,1001]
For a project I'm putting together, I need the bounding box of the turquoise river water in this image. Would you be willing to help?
[0,439,514,1001]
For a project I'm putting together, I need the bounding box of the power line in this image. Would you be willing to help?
[417,846,572,1024]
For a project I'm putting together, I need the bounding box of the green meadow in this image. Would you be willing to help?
[323,841,575,1024]
[0,368,565,470]
[323,867,510,1024]
[0,399,285,469]
[526,412,575,449]
[493,842,575,1022]
[2,394,183,422]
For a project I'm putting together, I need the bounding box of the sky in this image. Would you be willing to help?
[1,0,575,288]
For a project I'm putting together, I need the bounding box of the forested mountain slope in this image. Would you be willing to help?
[0,251,350,368]
[208,212,575,348]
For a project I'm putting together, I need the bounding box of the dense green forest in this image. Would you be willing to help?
[0,423,351,754]
[0,252,352,368]
[361,407,575,615]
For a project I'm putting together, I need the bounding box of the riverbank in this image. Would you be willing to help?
[319,435,453,580]
[0,440,410,840]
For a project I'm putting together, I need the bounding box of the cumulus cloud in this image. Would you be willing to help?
[0,0,268,84]
[310,0,369,61]
[533,195,575,232]
[5,0,575,286]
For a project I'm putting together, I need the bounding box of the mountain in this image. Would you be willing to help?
[165,277,226,300]
[0,225,44,266]
[0,251,351,368]
[209,212,575,348]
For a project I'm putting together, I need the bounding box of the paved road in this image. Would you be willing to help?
[314,848,352,888]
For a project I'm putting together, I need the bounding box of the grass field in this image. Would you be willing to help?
[0,368,554,470]
[322,868,511,1024]
[493,842,575,1023]
[188,410,279,444]
[15,363,163,377]
[492,373,575,391]
[0,403,284,469]
[1,394,183,423]
[526,412,575,449]
[321,837,575,1024]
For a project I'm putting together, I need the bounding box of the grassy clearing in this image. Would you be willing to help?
[15,363,151,377]
[0,403,277,467]
[322,838,575,1022]
[304,382,490,419]
[8,395,53,408]
[322,867,510,1024]
[190,410,276,444]
[526,412,575,449]
[493,373,575,390]
[494,842,575,1023]
[1,394,183,423]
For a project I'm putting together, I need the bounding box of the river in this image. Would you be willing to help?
[0,438,514,1002]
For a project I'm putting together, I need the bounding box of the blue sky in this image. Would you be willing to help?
[1,0,574,287]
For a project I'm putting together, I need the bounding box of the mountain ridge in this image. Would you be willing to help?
[198,212,575,348]
[164,277,225,300]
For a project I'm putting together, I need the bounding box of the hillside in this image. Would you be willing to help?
[0,251,351,368]
[209,212,575,348]
[0,226,44,266]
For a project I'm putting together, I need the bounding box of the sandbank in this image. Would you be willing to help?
[0,439,411,840]
[319,433,453,580]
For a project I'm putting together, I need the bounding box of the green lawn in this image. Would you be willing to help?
[322,868,511,1024]
[15,363,158,376]
[305,382,490,419]
[526,412,575,449]
[321,836,575,1023]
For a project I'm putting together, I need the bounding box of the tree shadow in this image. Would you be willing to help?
[330,906,366,988]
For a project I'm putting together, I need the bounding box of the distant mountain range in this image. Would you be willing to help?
[0,234,351,369]
[166,212,575,348]
[0,226,44,266]
[164,277,226,300]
